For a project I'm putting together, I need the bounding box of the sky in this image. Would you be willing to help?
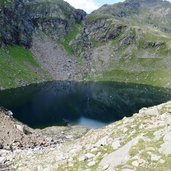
[64,0,124,13]
[64,0,171,13]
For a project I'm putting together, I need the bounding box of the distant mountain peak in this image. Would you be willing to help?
[89,0,171,33]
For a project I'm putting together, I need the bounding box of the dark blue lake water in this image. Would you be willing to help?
[0,81,170,129]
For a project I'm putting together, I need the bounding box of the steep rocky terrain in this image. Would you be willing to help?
[25,0,171,88]
[1,101,171,170]
[0,0,50,89]
[0,0,87,88]
[89,0,171,33]
[1,0,171,88]
[24,0,86,41]
[71,0,171,88]
[25,0,87,80]
[0,0,33,47]
[0,0,86,48]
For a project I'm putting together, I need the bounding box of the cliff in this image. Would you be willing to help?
[0,0,33,47]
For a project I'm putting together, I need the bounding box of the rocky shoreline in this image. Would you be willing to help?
[0,101,171,170]
[0,108,89,170]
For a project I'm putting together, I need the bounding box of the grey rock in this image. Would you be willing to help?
[0,157,6,164]
[151,154,161,161]
[99,136,141,169]
[0,0,34,47]
[87,161,96,167]
[132,160,139,166]
[0,143,3,149]
[112,140,121,150]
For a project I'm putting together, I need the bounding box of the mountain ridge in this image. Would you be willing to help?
[0,0,171,89]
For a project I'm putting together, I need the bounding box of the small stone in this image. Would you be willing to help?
[79,153,95,161]
[68,158,73,162]
[112,140,121,150]
[163,132,171,142]
[132,160,139,167]
[159,159,165,164]
[85,153,95,159]
[68,163,74,167]
[91,68,96,73]
[97,152,101,157]
[16,124,24,133]
[0,143,3,149]
[122,169,134,171]
[131,130,136,135]
[153,129,163,140]
[151,155,161,161]
[145,107,160,116]
[123,117,128,124]
[66,135,73,139]
[131,125,136,128]
[91,148,97,152]
[160,114,167,120]
[159,142,171,155]
[87,161,96,167]
[132,156,139,160]
[102,164,109,170]
[123,128,128,133]
[139,159,145,164]
[95,137,107,147]
[37,165,43,171]
[6,110,13,117]
[0,157,6,164]
[79,156,86,161]
[139,124,144,129]
[139,107,148,114]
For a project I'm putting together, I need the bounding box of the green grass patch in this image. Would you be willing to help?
[7,46,39,67]
[0,46,50,89]
[89,69,171,88]
[63,24,82,55]
[86,14,113,24]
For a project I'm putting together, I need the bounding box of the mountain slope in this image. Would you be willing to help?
[0,0,86,88]
[0,46,50,89]
[90,0,171,33]
[71,0,171,88]
[0,0,51,89]
[25,0,87,80]
[24,0,86,48]
[0,0,33,47]
[8,101,171,170]
[0,0,171,89]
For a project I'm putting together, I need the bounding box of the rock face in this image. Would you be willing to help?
[2,101,171,170]
[0,0,34,47]
[0,0,86,47]
[24,0,86,41]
